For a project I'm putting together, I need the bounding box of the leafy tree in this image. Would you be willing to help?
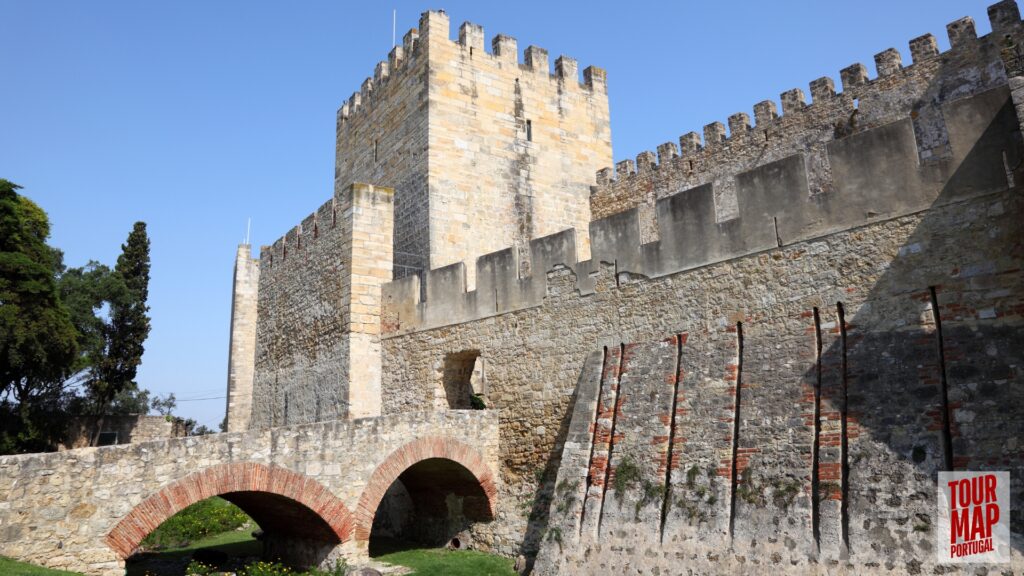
[0,179,79,451]
[150,392,177,416]
[107,386,151,415]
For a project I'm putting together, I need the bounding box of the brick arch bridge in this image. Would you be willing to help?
[0,411,499,576]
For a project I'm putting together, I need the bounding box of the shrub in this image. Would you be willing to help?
[142,496,252,549]
[185,560,216,575]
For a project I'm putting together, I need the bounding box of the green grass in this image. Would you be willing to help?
[6,538,516,576]
[376,548,516,576]
[0,556,84,576]
[126,530,260,576]
[160,527,259,553]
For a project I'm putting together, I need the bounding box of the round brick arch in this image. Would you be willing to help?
[105,462,354,559]
[353,436,498,541]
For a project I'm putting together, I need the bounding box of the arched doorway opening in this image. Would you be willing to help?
[355,437,497,557]
[368,457,494,555]
[107,463,352,573]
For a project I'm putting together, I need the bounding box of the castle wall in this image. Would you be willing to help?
[382,189,1024,574]
[378,5,1024,570]
[251,184,393,429]
[589,10,1014,247]
[225,244,259,433]
[421,12,611,284]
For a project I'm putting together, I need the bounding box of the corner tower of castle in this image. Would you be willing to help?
[334,10,612,283]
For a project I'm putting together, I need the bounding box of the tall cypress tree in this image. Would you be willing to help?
[89,222,150,408]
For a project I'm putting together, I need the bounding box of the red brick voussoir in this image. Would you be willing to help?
[104,461,354,558]
[352,436,498,542]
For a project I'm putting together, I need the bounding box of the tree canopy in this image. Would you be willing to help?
[0,181,161,453]
[0,179,78,402]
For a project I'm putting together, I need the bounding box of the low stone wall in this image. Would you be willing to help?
[59,415,187,450]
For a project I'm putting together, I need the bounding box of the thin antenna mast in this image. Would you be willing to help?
[245,217,251,245]
[392,9,396,47]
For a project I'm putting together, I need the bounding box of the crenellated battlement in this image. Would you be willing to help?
[593,1,1022,234]
[336,10,606,128]
[258,195,337,270]
[332,9,612,283]
[383,0,1024,336]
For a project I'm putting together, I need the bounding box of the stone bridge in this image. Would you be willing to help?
[0,410,499,575]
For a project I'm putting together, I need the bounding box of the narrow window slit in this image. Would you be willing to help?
[728,322,744,540]
[597,343,626,536]
[811,307,823,550]
[659,334,684,543]
[837,302,850,553]
[929,286,954,471]
[580,346,609,535]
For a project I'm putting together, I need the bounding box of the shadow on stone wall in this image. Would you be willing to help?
[527,83,1024,573]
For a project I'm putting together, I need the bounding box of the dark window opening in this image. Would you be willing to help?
[526,119,533,142]
[97,431,119,446]
[373,140,379,163]
[442,351,484,409]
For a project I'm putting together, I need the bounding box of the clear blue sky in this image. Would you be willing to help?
[0,0,997,428]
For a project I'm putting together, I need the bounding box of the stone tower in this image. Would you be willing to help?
[224,244,259,433]
[230,10,612,431]
[334,10,612,284]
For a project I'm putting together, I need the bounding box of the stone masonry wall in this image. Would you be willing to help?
[384,188,1024,575]
[335,28,430,278]
[59,416,187,451]
[421,11,611,285]
[226,243,259,433]
[378,4,1024,570]
[0,411,499,576]
[251,184,393,429]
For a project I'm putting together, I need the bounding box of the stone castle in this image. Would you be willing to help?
[2,3,1023,575]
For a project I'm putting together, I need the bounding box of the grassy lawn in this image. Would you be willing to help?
[6,537,517,576]
[376,547,516,576]
[0,556,84,576]
[158,527,258,554]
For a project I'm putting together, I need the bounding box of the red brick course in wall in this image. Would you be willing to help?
[104,462,354,559]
